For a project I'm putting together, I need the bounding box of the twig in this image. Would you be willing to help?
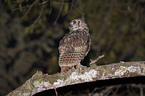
[63,0,74,15]
[12,5,30,12]
[40,0,49,5]
[53,0,64,25]
[22,0,38,18]
[30,5,44,28]
[49,0,52,14]
[54,88,58,96]
[140,87,143,96]
[71,2,85,16]
[90,55,104,65]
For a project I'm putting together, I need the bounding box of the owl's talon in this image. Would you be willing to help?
[76,64,87,73]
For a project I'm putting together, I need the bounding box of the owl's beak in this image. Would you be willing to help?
[69,23,72,30]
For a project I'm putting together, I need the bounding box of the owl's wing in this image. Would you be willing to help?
[59,30,91,66]
[59,31,90,52]
[85,33,91,56]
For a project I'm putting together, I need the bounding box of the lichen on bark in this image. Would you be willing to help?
[7,61,145,96]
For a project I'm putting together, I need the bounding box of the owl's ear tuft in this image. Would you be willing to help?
[80,18,85,22]
[81,18,85,20]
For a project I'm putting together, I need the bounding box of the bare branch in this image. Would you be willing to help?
[63,0,75,15]
[40,0,49,5]
[49,0,52,14]
[90,55,105,65]
[12,5,30,12]
[22,0,39,18]
[71,2,85,16]
[30,5,44,28]
[53,0,64,25]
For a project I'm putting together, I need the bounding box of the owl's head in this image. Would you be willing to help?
[69,18,88,31]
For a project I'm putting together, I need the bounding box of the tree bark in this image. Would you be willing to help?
[7,61,145,96]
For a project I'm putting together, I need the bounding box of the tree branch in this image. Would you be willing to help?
[6,61,145,96]
[22,0,38,18]
[90,55,104,65]
[53,0,64,25]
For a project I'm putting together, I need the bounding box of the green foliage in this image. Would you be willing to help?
[5,0,12,7]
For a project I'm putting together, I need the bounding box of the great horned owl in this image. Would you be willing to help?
[59,18,91,71]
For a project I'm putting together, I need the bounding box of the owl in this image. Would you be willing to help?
[59,18,91,72]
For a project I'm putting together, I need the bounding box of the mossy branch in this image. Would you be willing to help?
[7,61,145,96]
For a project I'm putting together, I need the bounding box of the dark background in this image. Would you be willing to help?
[0,0,145,95]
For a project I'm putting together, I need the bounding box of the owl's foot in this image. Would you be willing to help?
[61,66,72,73]
[61,66,76,73]
[76,64,87,73]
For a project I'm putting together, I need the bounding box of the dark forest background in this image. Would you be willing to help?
[0,0,145,95]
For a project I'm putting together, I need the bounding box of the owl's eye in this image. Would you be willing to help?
[73,20,77,24]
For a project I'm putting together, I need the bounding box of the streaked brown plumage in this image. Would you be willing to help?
[59,18,91,70]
